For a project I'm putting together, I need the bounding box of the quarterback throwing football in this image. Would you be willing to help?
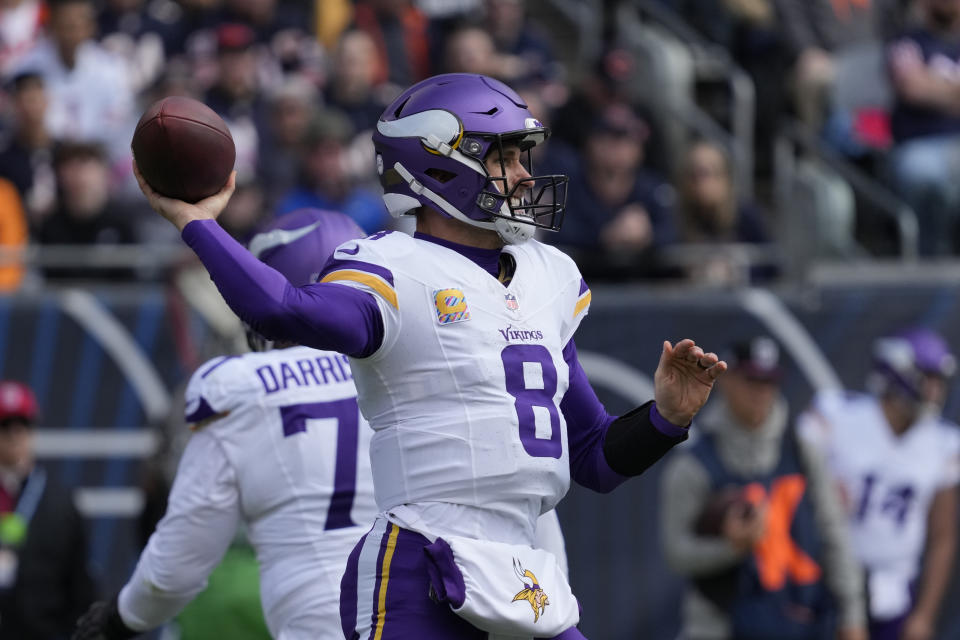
[133,73,726,639]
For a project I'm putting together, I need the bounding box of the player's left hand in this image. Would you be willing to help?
[72,595,138,640]
[653,339,726,426]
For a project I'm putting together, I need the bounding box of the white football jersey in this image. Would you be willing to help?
[119,346,376,639]
[319,231,591,545]
[799,389,960,574]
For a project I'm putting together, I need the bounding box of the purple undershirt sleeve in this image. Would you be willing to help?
[561,339,629,493]
[181,219,383,357]
[650,402,690,437]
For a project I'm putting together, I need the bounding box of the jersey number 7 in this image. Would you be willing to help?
[280,399,360,530]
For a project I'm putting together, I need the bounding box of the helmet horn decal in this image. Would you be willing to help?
[377,110,463,155]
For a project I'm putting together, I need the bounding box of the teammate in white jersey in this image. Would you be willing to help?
[798,327,960,640]
[72,209,378,640]
[132,73,727,639]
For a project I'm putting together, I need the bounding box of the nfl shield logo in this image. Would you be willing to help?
[505,294,519,311]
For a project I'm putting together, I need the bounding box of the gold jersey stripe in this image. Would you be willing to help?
[574,290,592,318]
[320,270,399,309]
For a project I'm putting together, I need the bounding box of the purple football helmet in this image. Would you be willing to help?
[245,208,364,350]
[870,326,957,399]
[373,73,568,244]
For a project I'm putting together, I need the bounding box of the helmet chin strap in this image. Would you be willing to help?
[495,216,534,244]
[392,161,533,244]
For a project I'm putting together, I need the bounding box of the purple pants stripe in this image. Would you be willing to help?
[339,518,587,639]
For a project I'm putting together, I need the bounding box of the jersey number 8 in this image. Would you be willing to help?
[502,344,563,459]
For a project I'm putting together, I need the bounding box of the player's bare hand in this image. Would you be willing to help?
[133,160,235,232]
[654,339,726,426]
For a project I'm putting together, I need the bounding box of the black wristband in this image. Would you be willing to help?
[102,595,139,640]
[602,400,689,476]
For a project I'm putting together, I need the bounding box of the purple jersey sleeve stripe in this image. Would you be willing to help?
[650,402,690,437]
[561,339,629,493]
[199,355,238,379]
[185,397,217,424]
[319,259,395,287]
[578,278,589,296]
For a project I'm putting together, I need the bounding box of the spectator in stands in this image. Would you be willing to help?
[221,0,310,46]
[549,103,677,277]
[443,22,501,76]
[205,22,272,185]
[442,19,558,88]
[668,0,787,175]
[0,0,46,78]
[481,0,560,84]
[218,178,267,244]
[660,337,867,640]
[551,47,669,174]
[323,29,389,134]
[97,0,178,94]
[0,71,58,228]
[0,380,97,638]
[352,0,431,90]
[220,0,321,86]
[158,0,222,62]
[260,77,318,207]
[773,0,888,133]
[13,0,135,162]
[37,142,137,280]
[675,139,776,283]
[275,109,388,233]
[887,0,960,256]
[0,178,28,291]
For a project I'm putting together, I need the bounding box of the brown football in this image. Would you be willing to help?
[131,96,236,203]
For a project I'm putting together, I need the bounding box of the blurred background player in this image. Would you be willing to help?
[0,380,96,639]
[132,72,726,639]
[71,209,379,640]
[799,327,960,640]
[660,336,866,640]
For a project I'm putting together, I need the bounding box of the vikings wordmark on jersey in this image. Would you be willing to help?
[317,230,591,545]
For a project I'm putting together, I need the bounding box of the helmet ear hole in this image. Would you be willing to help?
[393,97,411,119]
[425,168,457,183]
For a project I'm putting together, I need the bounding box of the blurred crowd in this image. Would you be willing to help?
[1,0,959,291]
